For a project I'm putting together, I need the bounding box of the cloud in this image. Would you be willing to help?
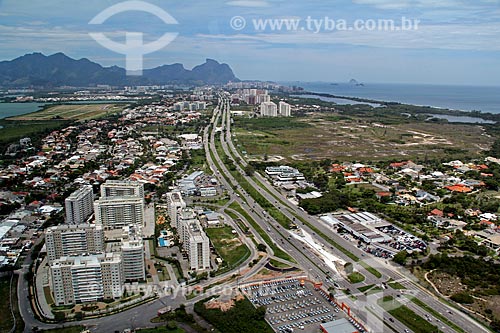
[199,20,500,52]
[226,1,270,8]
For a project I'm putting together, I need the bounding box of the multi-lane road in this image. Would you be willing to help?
[212,95,491,333]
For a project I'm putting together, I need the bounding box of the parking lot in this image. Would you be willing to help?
[241,278,345,333]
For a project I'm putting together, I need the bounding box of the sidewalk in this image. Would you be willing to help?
[35,257,54,319]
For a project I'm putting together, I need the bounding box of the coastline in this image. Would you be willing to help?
[294,90,499,123]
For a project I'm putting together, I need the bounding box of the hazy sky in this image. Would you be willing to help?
[1,0,500,85]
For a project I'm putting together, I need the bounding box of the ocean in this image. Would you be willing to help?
[284,82,500,114]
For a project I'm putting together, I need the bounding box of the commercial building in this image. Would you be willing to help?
[320,318,360,333]
[49,252,123,306]
[45,224,104,263]
[260,101,278,117]
[166,191,186,229]
[100,180,144,200]
[199,186,217,197]
[65,186,94,224]
[94,196,145,229]
[265,165,305,181]
[279,101,291,117]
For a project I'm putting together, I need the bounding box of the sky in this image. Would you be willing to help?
[0,0,500,85]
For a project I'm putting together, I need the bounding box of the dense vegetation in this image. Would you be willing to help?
[194,297,273,333]
[423,254,500,295]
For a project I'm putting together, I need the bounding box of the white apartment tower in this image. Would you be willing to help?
[177,209,210,271]
[120,239,146,281]
[65,186,94,224]
[186,221,210,271]
[279,101,291,117]
[45,224,104,263]
[50,253,123,306]
[166,191,186,229]
[100,180,144,200]
[94,196,145,229]
[260,102,278,117]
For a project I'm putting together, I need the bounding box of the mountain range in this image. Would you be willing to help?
[0,52,239,87]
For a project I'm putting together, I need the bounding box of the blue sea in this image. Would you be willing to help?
[284,82,500,114]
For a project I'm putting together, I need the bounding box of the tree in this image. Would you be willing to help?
[257,243,267,252]
[53,311,65,322]
[451,292,474,304]
[393,250,408,265]
[244,164,255,176]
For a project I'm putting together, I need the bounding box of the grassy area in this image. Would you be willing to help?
[0,274,24,333]
[148,239,157,258]
[187,148,211,174]
[347,272,366,284]
[227,202,295,263]
[8,103,124,121]
[154,263,171,281]
[0,119,69,144]
[358,284,375,293]
[269,259,293,269]
[360,261,383,279]
[388,281,406,290]
[378,296,443,333]
[233,111,491,162]
[408,296,465,333]
[205,226,251,269]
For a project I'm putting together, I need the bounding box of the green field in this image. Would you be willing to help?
[8,103,124,121]
[0,120,69,144]
[348,272,366,284]
[205,226,251,268]
[0,275,24,333]
[233,113,491,162]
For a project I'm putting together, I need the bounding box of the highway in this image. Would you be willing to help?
[215,94,491,333]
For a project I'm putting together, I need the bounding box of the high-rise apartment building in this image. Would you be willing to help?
[120,238,145,281]
[45,224,104,263]
[177,209,210,271]
[49,253,123,306]
[260,102,278,117]
[100,180,144,200]
[65,186,94,224]
[94,196,145,229]
[166,191,186,229]
[279,101,291,117]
